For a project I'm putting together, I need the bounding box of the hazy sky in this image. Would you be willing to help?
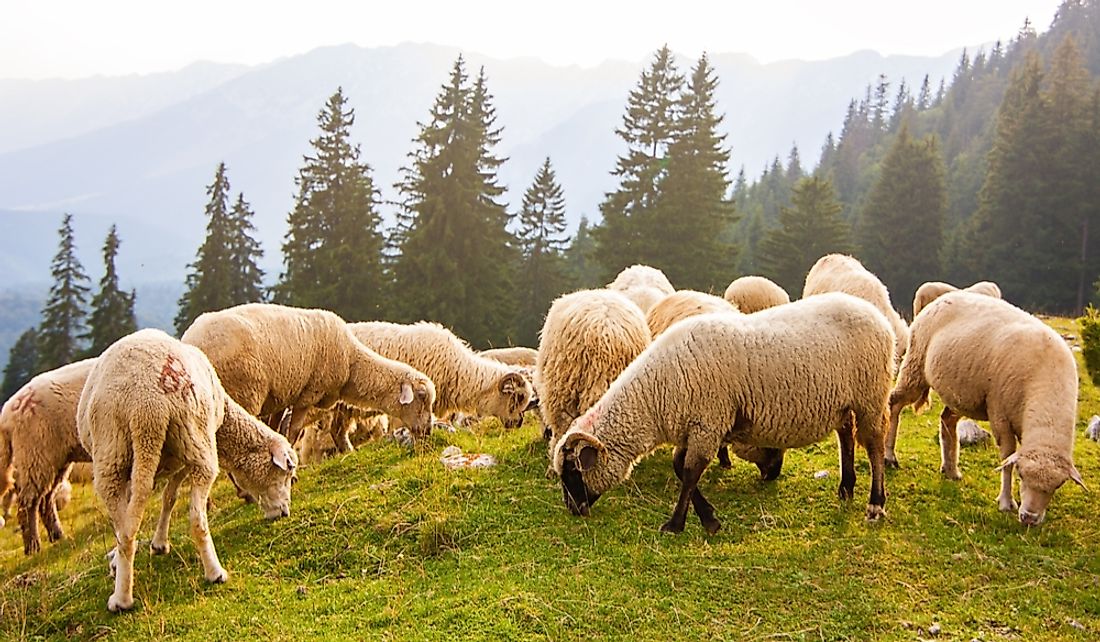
[2,0,1064,79]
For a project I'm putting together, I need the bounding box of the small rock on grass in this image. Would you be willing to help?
[813,470,830,479]
[957,419,992,446]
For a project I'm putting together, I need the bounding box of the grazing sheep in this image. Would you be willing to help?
[0,358,96,555]
[912,280,1002,317]
[803,254,909,368]
[888,292,1084,525]
[182,303,435,444]
[537,289,651,449]
[553,293,895,532]
[723,276,791,314]
[77,329,298,613]
[645,290,740,338]
[348,321,532,430]
[295,405,388,463]
[607,265,675,313]
[480,346,538,367]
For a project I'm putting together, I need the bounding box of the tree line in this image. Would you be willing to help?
[5,0,1099,402]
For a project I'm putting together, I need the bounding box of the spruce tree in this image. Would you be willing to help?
[857,125,947,313]
[645,53,737,290]
[176,163,265,334]
[2,328,39,402]
[594,46,684,278]
[37,214,90,371]
[563,215,602,290]
[758,176,851,295]
[390,58,519,346]
[85,225,136,356]
[274,88,385,322]
[514,158,571,345]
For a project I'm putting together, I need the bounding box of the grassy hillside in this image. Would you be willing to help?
[2,319,1099,641]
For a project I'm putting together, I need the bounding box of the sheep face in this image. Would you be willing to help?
[1005,450,1085,526]
[481,372,532,429]
[236,439,298,520]
[391,380,435,439]
[554,430,606,517]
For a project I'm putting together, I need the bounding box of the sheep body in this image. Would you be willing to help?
[77,329,298,612]
[803,253,909,367]
[0,358,95,554]
[480,346,538,367]
[888,291,1083,525]
[912,280,1002,317]
[553,292,894,532]
[536,289,651,446]
[182,303,435,443]
[645,290,739,338]
[607,265,675,313]
[723,276,791,313]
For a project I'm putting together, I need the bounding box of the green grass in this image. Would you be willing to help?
[3,319,1100,641]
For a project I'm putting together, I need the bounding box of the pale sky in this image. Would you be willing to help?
[2,0,1064,79]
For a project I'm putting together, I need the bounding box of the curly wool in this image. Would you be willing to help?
[646,290,740,338]
[723,276,791,314]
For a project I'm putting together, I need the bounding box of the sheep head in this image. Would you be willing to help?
[554,429,606,517]
[999,449,1086,526]
[391,378,436,439]
[231,432,298,520]
[480,371,533,429]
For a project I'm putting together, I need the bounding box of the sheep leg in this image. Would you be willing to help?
[107,453,158,613]
[661,447,711,534]
[187,466,227,584]
[836,415,857,501]
[330,408,355,453]
[18,493,42,555]
[939,407,963,480]
[854,408,888,521]
[0,487,13,527]
[994,422,1019,513]
[885,384,926,469]
[39,484,64,543]
[283,406,311,447]
[150,468,188,555]
[716,446,732,469]
[671,447,721,534]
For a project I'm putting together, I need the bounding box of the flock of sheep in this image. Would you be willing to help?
[0,253,1087,613]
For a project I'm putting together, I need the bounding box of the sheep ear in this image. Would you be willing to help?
[563,431,604,472]
[1069,464,1088,491]
[499,372,525,395]
[270,441,297,472]
[996,451,1020,471]
[399,382,414,405]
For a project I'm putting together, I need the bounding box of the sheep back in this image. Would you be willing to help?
[646,290,739,338]
[723,276,791,314]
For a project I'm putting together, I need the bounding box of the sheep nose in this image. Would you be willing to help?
[281,507,290,518]
[1019,510,1044,526]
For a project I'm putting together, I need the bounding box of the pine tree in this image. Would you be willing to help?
[84,225,136,356]
[514,158,571,345]
[390,58,519,346]
[757,176,850,295]
[594,46,684,277]
[175,163,265,334]
[37,214,90,371]
[917,75,933,110]
[645,53,737,290]
[274,88,385,322]
[786,144,804,182]
[871,74,891,131]
[2,328,39,402]
[857,125,947,313]
[563,215,602,289]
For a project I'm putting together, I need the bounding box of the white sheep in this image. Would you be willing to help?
[181,303,436,445]
[295,404,388,463]
[77,328,299,612]
[552,293,894,533]
[912,280,1002,317]
[645,289,740,338]
[348,321,533,430]
[803,253,909,368]
[536,289,651,448]
[0,358,96,555]
[888,291,1084,525]
[723,275,791,314]
[607,264,675,313]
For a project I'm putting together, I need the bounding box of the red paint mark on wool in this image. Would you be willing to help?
[9,387,39,415]
[578,403,604,429]
[159,354,195,400]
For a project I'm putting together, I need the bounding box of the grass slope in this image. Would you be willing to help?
[2,318,1099,641]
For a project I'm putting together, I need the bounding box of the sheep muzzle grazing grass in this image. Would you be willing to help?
[557,431,604,517]
[388,381,434,438]
[999,449,1086,526]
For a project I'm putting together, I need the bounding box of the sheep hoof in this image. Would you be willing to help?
[206,568,229,584]
[702,518,722,535]
[47,529,65,543]
[659,519,685,534]
[998,497,1019,513]
[24,540,41,556]
[107,594,134,613]
[837,485,855,501]
[865,505,887,522]
[150,542,170,555]
[940,467,963,481]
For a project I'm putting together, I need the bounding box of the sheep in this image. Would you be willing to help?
[0,358,96,555]
[295,405,388,463]
[645,290,740,338]
[181,303,435,445]
[348,321,533,430]
[607,264,675,313]
[77,328,298,613]
[887,291,1084,525]
[480,346,538,367]
[803,253,909,368]
[552,293,894,533]
[723,275,791,314]
[912,280,1002,317]
[536,289,651,449]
